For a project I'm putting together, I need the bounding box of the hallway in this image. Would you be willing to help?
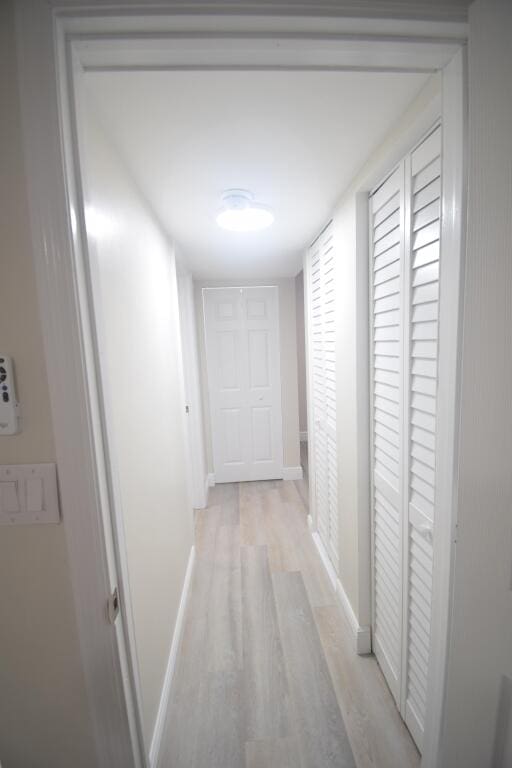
[159,478,419,768]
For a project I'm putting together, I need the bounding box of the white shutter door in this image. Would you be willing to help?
[370,167,404,704]
[308,222,338,572]
[403,126,442,750]
[309,237,329,554]
[370,125,442,753]
[321,225,338,571]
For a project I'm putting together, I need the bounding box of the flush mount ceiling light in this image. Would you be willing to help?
[216,189,274,232]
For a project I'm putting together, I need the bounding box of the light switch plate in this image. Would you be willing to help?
[0,463,60,525]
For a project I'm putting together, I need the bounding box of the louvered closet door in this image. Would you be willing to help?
[370,125,442,753]
[403,125,442,750]
[308,222,338,572]
[370,166,404,704]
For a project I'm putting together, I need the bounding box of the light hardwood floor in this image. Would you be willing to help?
[158,466,419,768]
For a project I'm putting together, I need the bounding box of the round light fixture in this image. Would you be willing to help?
[216,189,274,232]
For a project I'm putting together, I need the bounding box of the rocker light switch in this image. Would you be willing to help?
[26,476,44,514]
[0,481,20,514]
[0,464,59,525]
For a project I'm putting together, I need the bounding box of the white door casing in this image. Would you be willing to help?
[203,286,284,483]
[177,266,208,508]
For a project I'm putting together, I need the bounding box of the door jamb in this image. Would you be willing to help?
[15,3,467,766]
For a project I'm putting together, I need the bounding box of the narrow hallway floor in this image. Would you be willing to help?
[159,478,419,768]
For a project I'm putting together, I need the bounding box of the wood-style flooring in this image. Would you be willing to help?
[159,460,419,768]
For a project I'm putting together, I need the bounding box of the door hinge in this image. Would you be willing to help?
[107,586,120,624]
[185,404,190,414]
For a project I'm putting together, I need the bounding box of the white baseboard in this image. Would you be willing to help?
[207,473,215,487]
[282,465,304,481]
[203,474,210,507]
[309,523,372,656]
[299,431,308,442]
[311,530,338,590]
[335,577,372,655]
[149,546,196,767]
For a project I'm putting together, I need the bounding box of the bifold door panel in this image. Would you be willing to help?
[307,222,339,572]
[370,125,442,752]
[371,166,404,703]
[203,286,284,483]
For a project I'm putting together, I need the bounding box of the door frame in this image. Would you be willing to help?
[176,262,209,509]
[15,3,467,766]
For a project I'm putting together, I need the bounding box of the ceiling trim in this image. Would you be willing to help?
[55,1,470,23]
[73,33,463,72]
[60,11,468,40]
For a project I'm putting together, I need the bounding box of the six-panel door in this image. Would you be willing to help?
[203,286,284,483]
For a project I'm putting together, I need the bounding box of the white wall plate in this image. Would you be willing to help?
[0,463,60,525]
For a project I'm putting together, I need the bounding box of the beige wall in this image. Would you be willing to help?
[441,2,512,765]
[195,278,301,474]
[295,271,308,436]
[0,2,96,766]
[331,195,369,625]
[327,74,441,626]
[79,100,194,747]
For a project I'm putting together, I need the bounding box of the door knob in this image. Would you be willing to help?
[417,523,433,545]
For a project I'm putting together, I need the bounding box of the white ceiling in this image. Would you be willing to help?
[85,70,429,278]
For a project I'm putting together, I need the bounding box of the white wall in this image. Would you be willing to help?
[295,270,308,437]
[79,100,194,748]
[0,3,97,766]
[195,277,301,475]
[440,2,512,766]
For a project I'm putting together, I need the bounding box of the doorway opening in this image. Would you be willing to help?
[19,10,466,768]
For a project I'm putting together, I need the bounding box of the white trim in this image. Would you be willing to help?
[336,577,372,655]
[72,34,463,73]
[421,48,466,768]
[149,546,196,768]
[311,530,337,590]
[299,430,308,442]
[354,191,372,643]
[59,10,469,36]
[15,6,467,765]
[176,263,208,511]
[309,523,372,655]
[16,5,143,766]
[282,465,304,481]
[209,467,304,483]
[204,475,211,505]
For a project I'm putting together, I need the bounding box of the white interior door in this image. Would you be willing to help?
[370,125,442,752]
[203,286,284,483]
[307,222,339,572]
